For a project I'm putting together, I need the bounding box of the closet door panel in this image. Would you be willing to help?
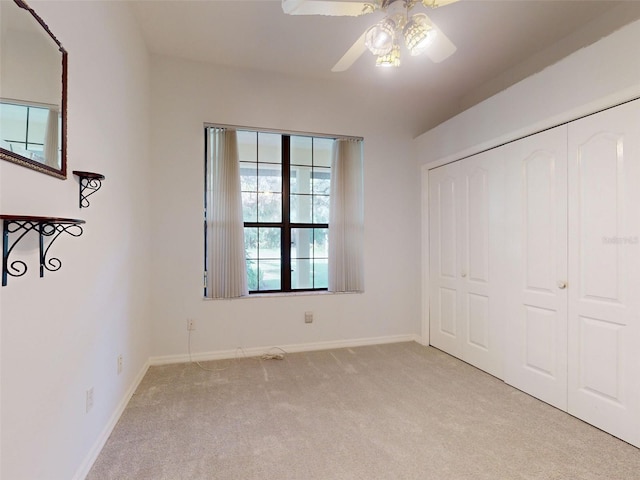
[429,162,462,357]
[522,305,558,376]
[503,126,568,410]
[466,292,490,354]
[461,165,491,357]
[466,167,490,283]
[568,99,640,447]
[577,133,622,302]
[439,175,458,279]
[438,287,458,337]
[459,150,504,378]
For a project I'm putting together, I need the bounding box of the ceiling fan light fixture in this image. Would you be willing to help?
[375,44,400,67]
[365,18,396,56]
[404,13,437,56]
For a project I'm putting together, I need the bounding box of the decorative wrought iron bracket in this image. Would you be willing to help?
[73,171,105,208]
[1,215,85,286]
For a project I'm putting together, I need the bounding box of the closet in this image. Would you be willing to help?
[427,98,640,448]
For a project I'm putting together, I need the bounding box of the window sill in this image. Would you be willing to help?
[203,290,362,301]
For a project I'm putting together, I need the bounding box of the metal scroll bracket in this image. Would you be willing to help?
[1,215,85,286]
[73,171,105,208]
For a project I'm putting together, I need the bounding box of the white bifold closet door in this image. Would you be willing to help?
[503,125,569,410]
[429,150,504,378]
[567,100,640,447]
[502,100,640,447]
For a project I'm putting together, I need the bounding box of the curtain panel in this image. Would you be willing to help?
[43,107,59,168]
[328,138,364,292]
[206,128,248,298]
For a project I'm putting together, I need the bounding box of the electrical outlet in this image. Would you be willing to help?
[117,354,123,375]
[304,311,313,324]
[187,318,196,331]
[86,387,94,413]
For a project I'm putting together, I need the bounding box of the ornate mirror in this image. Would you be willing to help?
[0,0,67,179]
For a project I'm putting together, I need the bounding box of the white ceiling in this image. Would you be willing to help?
[129,0,640,135]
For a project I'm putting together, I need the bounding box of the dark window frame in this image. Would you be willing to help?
[243,134,330,294]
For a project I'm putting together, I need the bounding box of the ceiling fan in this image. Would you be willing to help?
[281,0,459,71]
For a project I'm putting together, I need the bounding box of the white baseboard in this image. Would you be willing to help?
[72,360,150,480]
[413,335,429,347]
[149,333,422,366]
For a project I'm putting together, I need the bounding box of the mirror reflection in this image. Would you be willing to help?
[0,0,67,178]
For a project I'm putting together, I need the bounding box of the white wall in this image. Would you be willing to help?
[414,18,640,165]
[0,1,150,479]
[149,56,422,361]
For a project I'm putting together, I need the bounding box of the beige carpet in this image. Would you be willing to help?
[87,342,640,479]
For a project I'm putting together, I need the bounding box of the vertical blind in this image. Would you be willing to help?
[206,128,248,298]
[328,138,364,293]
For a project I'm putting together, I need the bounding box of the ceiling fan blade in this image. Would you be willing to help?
[424,20,457,63]
[422,0,459,7]
[282,0,373,16]
[331,31,367,72]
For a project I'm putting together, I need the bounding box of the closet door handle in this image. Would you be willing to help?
[461,272,467,278]
[557,281,567,289]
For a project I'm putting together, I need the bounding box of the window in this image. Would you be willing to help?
[240,130,332,292]
[206,128,335,294]
[0,101,61,167]
[205,126,364,298]
[0,102,49,156]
